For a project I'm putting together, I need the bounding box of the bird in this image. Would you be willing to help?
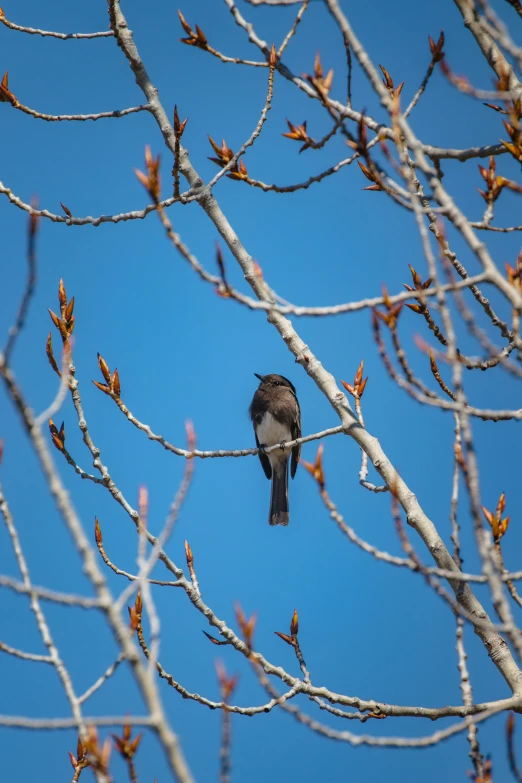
[249,373,301,526]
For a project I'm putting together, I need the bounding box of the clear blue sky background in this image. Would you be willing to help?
[1,1,521,781]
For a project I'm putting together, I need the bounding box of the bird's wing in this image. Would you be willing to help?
[291,396,301,479]
[255,431,272,479]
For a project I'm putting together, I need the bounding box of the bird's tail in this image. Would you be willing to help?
[269,460,289,526]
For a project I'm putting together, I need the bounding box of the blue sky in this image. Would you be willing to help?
[1,1,522,781]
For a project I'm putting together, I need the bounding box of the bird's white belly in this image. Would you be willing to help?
[256,412,292,447]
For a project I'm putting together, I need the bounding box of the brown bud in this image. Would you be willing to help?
[301,444,325,491]
[48,308,62,329]
[269,43,277,69]
[111,369,121,397]
[358,161,376,183]
[274,631,294,646]
[215,660,238,701]
[129,732,142,756]
[290,608,299,636]
[481,505,494,526]
[51,434,64,452]
[174,105,188,137]
[0,69,17,106]
[408,264,421,288]
[379,64,394,90]
[235,603,257,648]
[354,360,364,387]
[92,380,111,395]
[95,517,103,545]
[428,31,445,62]
[86,725,98,751]
[341,380,355,396]
[128,605,139,630]
[135,590,142,618]
[64,297,74,323]
[100,739,111,770]
[195,25,207,45]
[178,10,192,36]
[374,309,389,326]
[46,332,60,375]
[202,630,230,646]
[48,418,64,451]
[134,168,150,191]
[184,539,193,567]
[208,135,222,158]
[97,353,111,383]
[314,51,323,79]
[322,67,333,94]
[406,303,423,314]
[58,279,67,307]
[484,102,507,114]
[49,308,69,342]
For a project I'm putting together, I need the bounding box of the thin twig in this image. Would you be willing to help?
[78,654,126,705]
[3,209,38,363]
[14,103,149,123]
[0,13,114,38]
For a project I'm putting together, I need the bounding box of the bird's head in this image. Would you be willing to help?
[254,373,296,393]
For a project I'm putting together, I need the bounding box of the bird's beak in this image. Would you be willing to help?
[254,373,265,382]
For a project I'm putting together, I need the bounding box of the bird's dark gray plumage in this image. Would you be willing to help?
[249,373,301,526]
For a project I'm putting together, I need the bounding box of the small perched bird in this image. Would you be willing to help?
[249,373,301,526]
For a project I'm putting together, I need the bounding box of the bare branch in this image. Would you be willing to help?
[0,641,52,663]
[13,103,149,123]
[0,12,114,39]
[3,208,37,363]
